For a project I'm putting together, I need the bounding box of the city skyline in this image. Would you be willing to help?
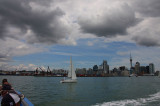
[0,59,155,77]
[0,0,160,71]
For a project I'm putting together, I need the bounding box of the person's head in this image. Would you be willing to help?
[2,79,8,84]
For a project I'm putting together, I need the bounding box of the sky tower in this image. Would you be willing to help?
[130,53,132,68]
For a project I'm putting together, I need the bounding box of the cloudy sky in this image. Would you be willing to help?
[0,0,160,71]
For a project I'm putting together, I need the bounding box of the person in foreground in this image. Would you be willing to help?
[0,79,22,106]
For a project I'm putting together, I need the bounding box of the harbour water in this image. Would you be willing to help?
[1,76,160,106]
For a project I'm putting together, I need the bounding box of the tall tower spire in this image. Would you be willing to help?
[130,52,132,68]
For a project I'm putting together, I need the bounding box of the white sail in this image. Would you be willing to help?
[60,56,77,83]
[67,58,72,78]
[71,58,77,80]
[67,70,72,78]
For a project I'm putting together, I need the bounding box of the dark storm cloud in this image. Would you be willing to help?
[132,0,160,17]
[78,3,139,37]
[133,36,160,47]
[0,0,68,44]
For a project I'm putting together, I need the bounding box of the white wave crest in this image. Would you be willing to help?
[93,92,160,106]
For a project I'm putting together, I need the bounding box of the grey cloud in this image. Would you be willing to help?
[128,0,160,47]
[78,3,139,37]
[130,17,160,47]
[132,0,160,17]
[0,53,12,62]
[133,36,160,47]
[0,54,7,58]
[32,0,53,6]
[0,0,68,44]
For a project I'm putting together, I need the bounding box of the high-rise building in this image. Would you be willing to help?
[103,60,109,74]
[130,53,132,69]
[87,68,94,75]
[140,66,147,74]
[146,66,149,74]
[119,66,126,71]
[135,62,140,74]
[93,65,98,72]
[149,63,155,74]
[98,64,103,71]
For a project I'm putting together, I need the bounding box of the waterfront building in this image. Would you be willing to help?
[146,66,150,74]
[121,70,129,76]
[93,65,98,75]
[149,63,155,74]
[103,60,109,74]
[135,62,140,74]
[93,65,98,72]
[97,70,103,76]
[76,68,87,75]
[130,67,135,74]
[97,64,103,76]
[140,66,147,74]
[118,66,129,76]
[53,69,67,75]
[87,68,94,76]
[119,66,126,71]
[112,68,118,73]
[111,68,118,76]
[98,64,103,71]
[130,53,133,69]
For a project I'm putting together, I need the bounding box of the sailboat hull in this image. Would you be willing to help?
[60,79,77,83]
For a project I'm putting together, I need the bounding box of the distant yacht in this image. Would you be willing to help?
[60,57,77,83]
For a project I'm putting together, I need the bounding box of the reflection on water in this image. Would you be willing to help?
[1,76,160,106]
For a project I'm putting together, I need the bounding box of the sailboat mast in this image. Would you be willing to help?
[70,56,72,78]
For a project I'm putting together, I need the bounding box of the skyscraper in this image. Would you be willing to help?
[130,53,132,69]
[149,63,155,74]
[93,65,98,72]
[135,62,140,74]
[103,60,109,74]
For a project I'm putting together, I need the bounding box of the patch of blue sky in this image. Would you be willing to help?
[48,39,136,68]
[12,38,138,69]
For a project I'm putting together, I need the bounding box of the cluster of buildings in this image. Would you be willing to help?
[0,68,68,76]
[76,54,156,77]
[129,54,155,76]
[0,70,34,76]
[76,60,110,77]
[131,62,155,76]
[76,61,155,77]
[0,54,157,77]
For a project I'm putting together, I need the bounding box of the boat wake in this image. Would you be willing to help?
[93,91,160,106]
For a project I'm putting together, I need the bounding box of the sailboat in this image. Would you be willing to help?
[60,57,77,83]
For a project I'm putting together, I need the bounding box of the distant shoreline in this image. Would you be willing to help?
[0,74,155,77]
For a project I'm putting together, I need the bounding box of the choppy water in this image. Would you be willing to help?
[0,76,160,106]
